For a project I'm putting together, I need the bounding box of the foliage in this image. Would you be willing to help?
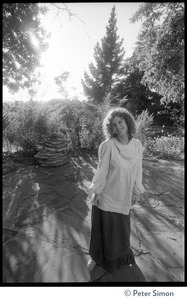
[116,65,183,126]
[147,134,184,160]
[3,98,106,155]
[3,3,49,93]
[58,99,86,149]
[54,99,104,152]
[3,96,183,164]
[165,101,184,130]
[3,114,11,133]
[134,109,154,147]
[113,65,166,117]
[54,72,70,99]
[26,70,42,101]
[80,95,113,150]
[130,2,184,105]
[3,112,18,152]
[3,101,53,153]
[81,5,125,104]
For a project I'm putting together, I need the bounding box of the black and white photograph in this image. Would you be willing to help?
[2,2,184,294]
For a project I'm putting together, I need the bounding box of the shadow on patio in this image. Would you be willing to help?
[3,158,93,283]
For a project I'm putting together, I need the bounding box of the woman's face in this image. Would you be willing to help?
[111,116,128,138]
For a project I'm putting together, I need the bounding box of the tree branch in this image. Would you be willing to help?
[50,3,89,38]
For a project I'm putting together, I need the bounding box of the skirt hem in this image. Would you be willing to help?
[90,248,135,273]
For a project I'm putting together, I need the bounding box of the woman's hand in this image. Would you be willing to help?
[132,190,148,205]
[91,193,101,205]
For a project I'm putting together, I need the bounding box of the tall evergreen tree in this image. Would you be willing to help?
[81,6,125,104]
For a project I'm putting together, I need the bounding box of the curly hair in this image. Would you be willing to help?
[103,107,136,140]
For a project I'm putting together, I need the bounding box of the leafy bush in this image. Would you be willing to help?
[46,98,106,153]
[3,101,53,153]
[3,112,20,152]
[147,134,184,160]
[78,97,111,151]
[80,116,103,151]
[16,102,52,151]
[4,98,183,162]
[134,109,154,147]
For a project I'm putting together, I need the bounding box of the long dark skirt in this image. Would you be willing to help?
[89,205,135,273]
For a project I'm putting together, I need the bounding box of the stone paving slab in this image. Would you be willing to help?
[3,225,90,282]
[134,253,175,282]
[2,156,184,283]
[132,208,183,235]
[167,267,184,282]
[130,159,184,282]
[139,232,184,268]
[3,161,91,282]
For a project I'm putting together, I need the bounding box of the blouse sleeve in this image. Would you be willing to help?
[133,140,145,195]
[90,140,110,194]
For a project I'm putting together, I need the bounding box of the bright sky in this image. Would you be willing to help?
[4,2,143,102]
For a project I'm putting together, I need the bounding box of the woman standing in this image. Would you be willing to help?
[87,107,146,273]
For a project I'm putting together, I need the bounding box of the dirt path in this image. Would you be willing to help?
[3,155,184,282]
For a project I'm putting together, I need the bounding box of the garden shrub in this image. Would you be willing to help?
[15,101,52,152]
[80,115,104,151]
[3,111,21,152]
[3,101,53,153]
[134,109,154,147]
[3,98,184,162]
[147,134,184,160]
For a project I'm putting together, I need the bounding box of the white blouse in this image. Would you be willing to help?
[90,137,145,215]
